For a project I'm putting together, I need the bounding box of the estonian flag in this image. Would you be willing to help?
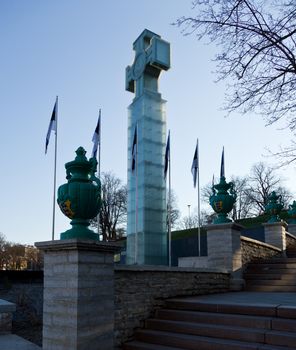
[220,147,225,178]
[131,125,137,172]
[91,109,101,158]
[164,130,170,179]
[45,97,57,154]
[191,141,198,188]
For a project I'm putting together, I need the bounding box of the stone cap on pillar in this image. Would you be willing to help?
[262,221,288,229]
[35,239,121,254]
[204,222,245,232]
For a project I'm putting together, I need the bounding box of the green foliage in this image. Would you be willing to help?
[172,227,206,240]
[173,210,290,235]
[237,211,290,228]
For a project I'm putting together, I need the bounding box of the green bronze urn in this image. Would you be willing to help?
[57,147,101,240]
[265,191,283,223]
[288,201,296,224]
[209,176,237,224]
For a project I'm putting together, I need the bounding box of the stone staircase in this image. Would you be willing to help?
[123,294,296,350]
[124,247,296,350]
[244,247,296,292]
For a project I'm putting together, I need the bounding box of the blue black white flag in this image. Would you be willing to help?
[91,109,101,158]
[164,131,170,179]
[220,147,225,178]
[45,97,57,154]
[191,141,199,188]
[131,125,137,172]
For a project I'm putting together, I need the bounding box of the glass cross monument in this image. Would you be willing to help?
[125,29,170,265]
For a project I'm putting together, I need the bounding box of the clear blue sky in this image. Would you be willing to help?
[1,0,295,245]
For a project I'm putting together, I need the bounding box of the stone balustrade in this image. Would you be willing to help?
[114,265,230,347]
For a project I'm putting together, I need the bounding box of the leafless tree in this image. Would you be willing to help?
[91,172,127,241]
[268,139,296,167]
[176,1,296,130]
[167,190,181,228]
[244,162,292,215]
[0,233,42,270]
[177,207,200,229]
[0,233,6,269]
[231,176,253,220]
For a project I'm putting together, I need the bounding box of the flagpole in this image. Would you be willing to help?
[197,138,201,257]
[52,96,58,241]
[98,110,101,177]
[168,133,172,267]
[135,123,138,264]
[97,109,101,238]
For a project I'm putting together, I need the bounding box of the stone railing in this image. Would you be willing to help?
[286,231,296,249]
[241,236,282,267]
[114,265,230,347]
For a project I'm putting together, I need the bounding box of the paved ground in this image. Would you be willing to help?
[2,291,296,348]
[176,291,296,306]
[0,334,41,350]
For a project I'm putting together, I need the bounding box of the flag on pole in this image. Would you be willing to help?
[131,125,137,172]
[220,146,225,178]
[91,109,101,158]
[212,174,215,187]
[164,131,170,179]
[191,141,198,188]
[45,98,57,154]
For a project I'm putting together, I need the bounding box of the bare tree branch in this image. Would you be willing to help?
[175,0,296,131]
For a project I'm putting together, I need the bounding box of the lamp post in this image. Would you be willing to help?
[187,204,191,228]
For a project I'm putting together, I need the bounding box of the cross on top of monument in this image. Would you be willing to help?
[126,29,170,97]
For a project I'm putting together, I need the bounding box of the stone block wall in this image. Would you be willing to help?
[0,312,13,333]
[0,299,16,334]
[114,265,230,347]
[286,232,296,249]
[0,271,43,325]
[241,236,282,267]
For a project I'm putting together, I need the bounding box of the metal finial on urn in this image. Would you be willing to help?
[57,147,101,240]
[265,191,284,223]
[209,148,236,224]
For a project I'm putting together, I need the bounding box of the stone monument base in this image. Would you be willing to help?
[35,239,120,350]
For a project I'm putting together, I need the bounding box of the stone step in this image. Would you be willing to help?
[146,319,296,348]
[156,309,272,329]
[134,329,294,350]
[245,268,296,276]
[0,334,41,350]
[265,329,296,348]
[158,308,296,333]
[166,299,279,317]
[247,263,296,269]
[272,318,296,332]
[123,341,186,350]
[244,274,296,280]
[145,318,266,343]
[287,254,296,258]
[247,280,296,286]
[252,259,296,264]
[245,285,296,292]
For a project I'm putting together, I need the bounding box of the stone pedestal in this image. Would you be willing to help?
[205,223,244,280]
[35,239,120,350]
[263,221,287,251]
